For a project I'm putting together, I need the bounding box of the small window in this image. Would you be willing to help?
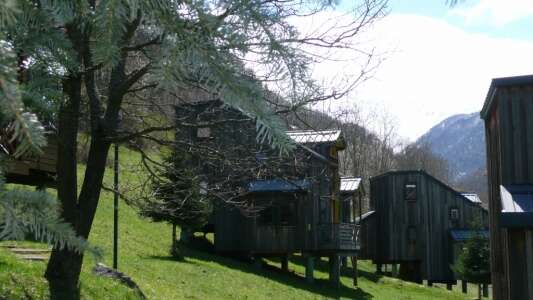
[405,183,417,201]
[450,208,459,221]
[197,127,211,138]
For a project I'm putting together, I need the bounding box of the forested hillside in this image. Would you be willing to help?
[415,112,488,204]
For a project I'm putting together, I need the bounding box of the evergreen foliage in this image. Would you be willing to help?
[141,153,212,233]
[452,219,490,299]
[452,225,490,284]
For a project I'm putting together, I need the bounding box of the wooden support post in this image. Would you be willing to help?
[305,256,314,283]
[482,284,488,297]
[281,255,289,272]
[180,228,191,243]
[446,283,453,291]
[391,264,398,277]
[462,281,467,294]
[254,257,262,269]
[351,256,358,287]
[329,255,340,288]
[376,263,382,274]
[427,280,433,287]
[341,257,347,268]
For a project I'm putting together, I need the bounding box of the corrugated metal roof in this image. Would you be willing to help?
[501,185,533,213]
[355,210,375,223]
[450,229,489,242]
[340,177,362,193]
[286,130,342,144]
[247,179,310,193]
[461,193,482,204]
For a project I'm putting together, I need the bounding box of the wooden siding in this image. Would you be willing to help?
[4,135,57,187]
[176,101,356,255]
[367,171,488,282]
[483,83,533,300]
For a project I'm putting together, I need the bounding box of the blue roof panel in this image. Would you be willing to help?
[247,179,310,193]
[450,230,489,242]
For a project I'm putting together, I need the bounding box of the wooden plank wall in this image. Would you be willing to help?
[369,171,488,282]
[486,85,533,300]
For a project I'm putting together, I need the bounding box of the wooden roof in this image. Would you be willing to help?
[481,74,533,119]
[370,170,487,211]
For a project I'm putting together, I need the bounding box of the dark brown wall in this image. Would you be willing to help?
[368,171,488,282]
[484,85,533,300]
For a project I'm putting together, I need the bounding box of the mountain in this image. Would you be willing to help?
[416,112,488,204]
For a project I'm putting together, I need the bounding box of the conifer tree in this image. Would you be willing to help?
[141,153,212,257]
[1,0,386,298]
[452,221,490,300]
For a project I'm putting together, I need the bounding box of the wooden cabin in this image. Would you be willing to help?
[362,170,488,284]
[1,133,57,188]
[175,101,359,285]
[481,74,533,300]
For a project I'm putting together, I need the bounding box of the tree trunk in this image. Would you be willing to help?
[45,73,83,299]
[478,284,481,300]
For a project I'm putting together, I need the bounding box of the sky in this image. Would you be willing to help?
[319,0,533,141]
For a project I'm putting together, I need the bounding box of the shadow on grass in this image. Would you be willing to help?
[176,236,374,299]
[288,254,384,284]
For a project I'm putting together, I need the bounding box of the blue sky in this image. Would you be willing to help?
[389,0,533,41]
[322,0,533,140]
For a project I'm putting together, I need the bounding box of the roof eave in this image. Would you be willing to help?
[481,74,533,120]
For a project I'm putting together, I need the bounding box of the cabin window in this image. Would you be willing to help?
[450,208,459,221]
[258,201,296,226]
[197,127,211,138]
[405,183,417,201]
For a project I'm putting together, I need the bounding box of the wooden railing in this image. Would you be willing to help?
[317,223,359,251]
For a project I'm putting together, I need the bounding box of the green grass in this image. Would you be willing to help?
[2,148,474,299]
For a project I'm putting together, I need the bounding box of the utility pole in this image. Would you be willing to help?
[113,142,119,270]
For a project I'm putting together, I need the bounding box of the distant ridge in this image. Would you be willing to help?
[415,112,487,203]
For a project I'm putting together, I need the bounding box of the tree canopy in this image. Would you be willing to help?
[1,0,387,298]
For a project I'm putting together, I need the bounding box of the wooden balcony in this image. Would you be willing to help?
[317,223,359,251]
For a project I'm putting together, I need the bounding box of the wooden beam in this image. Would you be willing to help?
[281,255,289,272]
[305,256,314,283]
[462,280,467,294]
[329,255,340,288]
[351,256,358,286]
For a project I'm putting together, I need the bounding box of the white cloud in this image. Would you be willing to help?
[310,13,533,140]
[452,0,533,26]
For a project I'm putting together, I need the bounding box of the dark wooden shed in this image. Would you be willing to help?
[175,101,360,286]
[1,134,57,187]
[480,74,533,300]
[363,170,488,284]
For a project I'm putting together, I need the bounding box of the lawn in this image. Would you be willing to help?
[1,149,474,299]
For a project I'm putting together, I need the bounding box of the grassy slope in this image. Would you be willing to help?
[2,149,472,299]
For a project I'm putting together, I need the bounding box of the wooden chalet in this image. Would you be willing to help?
[361,170,488,285]
[481,74,533,300]
[1,133,57,188]
[175,101,360,286]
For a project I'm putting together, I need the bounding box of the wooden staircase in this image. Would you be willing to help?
[1,244,51,261]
